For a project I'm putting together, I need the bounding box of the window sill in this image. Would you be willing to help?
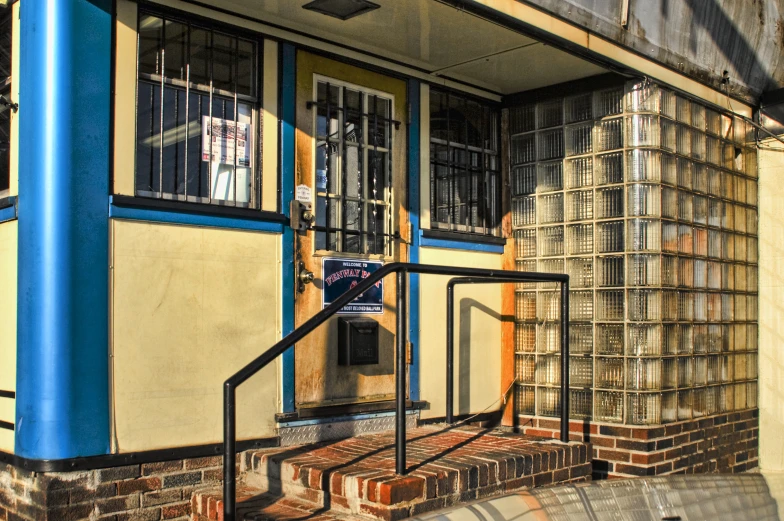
[419,228,506,254]
[109,195,287,233]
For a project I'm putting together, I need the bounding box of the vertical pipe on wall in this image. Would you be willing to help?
[16,0,112,458]
[396,269,407,475]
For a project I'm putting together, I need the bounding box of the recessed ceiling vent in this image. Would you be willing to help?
[302,0,380,21]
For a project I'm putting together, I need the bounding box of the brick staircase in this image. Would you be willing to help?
[191,425,591,521]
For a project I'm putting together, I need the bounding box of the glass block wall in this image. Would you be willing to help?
[511,80,758,425]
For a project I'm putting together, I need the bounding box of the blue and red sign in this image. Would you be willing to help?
[322,258,384,314]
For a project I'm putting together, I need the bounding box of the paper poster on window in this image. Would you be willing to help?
[202,116,251,167]
[322,258,384,314]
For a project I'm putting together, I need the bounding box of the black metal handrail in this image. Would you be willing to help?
[223,262,570,521]
[445,277,570,442]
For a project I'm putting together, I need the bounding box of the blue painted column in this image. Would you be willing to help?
[407,80,421,401]
[16,0,112,458]
[280,43,296,413]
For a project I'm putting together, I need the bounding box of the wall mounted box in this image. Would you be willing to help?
[337,317,379,366]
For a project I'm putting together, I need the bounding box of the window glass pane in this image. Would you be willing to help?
[189,28,210,87]
[163,21,187,80]
[138,15,163,75]
[186,91,205,198]
[344,89,362,143]
[345,144,361,199]
[430,90,448,142]
[237,39,255,97]
[212,33,235,92]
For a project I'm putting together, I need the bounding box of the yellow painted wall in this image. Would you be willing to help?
[0,220,17,453]
[111,220,280,452]
[758,138,784,471]
[418,247,504,419]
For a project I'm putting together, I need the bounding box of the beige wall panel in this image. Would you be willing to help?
[758,139,784,471]
[0,221,17,395]
[111,220,280,452]
[0,221,16,453]
[418,247,503,419]
[113,0,137,196]
[261,39,279,212]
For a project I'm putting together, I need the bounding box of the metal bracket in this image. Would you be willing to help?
[0,94,18,113]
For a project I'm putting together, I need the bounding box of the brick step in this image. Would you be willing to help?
[191,487,367,521]
[244,425,591,521]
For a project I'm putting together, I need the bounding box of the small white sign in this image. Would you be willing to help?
[295,185,312,203]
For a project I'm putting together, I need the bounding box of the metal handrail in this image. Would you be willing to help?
[445,277,570,442]
[223,262,570,521]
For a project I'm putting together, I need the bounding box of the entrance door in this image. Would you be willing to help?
[293,51,408,410]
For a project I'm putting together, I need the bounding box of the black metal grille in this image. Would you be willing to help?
[0,12,11,194]
[313,81,394,255]
[135,11,260,207]
[429,89,500,235]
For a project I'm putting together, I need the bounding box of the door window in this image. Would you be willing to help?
[314,79,393,255]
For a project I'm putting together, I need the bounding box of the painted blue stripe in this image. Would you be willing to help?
[280,43,296,413]
[419,235,505,254]
[407,80,421,402]
[16,0,112,459]
[0,197,16,223]
[109,201,284,234]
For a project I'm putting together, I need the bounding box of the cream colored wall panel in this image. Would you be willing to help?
[0,221,17,396]
[0,396,13,424]
[114,0,137,196]
[0,429,12,454]
[111,220,280,452]
[261,39,279,212]
[758,139,784,471]
[418,247,503,419]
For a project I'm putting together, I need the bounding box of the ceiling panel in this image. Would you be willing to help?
[203,0,607,95]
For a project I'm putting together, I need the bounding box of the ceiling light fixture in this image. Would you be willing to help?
[302,0,380,21]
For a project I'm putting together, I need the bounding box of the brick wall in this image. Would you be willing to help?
[0,455,231,521]
[518,408,759,479]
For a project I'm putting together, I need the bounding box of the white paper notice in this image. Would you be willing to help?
[202,116,251,167]
[295,184,312,203]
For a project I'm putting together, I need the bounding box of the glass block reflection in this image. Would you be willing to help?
[510,79,757,423]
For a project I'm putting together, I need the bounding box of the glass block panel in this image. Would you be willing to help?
[516,354,536,383]
[597,220,624,252]
[596,87,624,117]
[571,356,593,387]
[569,324,594,354]
[626,115,660,147]
[627,324,662,356]
[595,391,624,422]
[538,193,564,224]
[663,359,677,389]
[537,226,564,257]
[663,323,679,354]
[628,289,662,321]
[626,149,661,182]
[571,389,592,419]
[676,124,692,156]
[511,133,536,165]
[597,118,624,151]
[565,156,593,188]
[515,228,536,258]
[515,323,536,352]
[662,187,678,219]
[538,258,564,289]
[536,98,563,129]
[566,190,593,221]
[628,184,661,217]
[597,255,624,287]
[596,186,624,219]
[570,290,594,321]
[627,254,661,286]
[662,153,677,185]
[565,123,593,156]
[565,93,592,123]
[536,355,561,385]
[596,290,624,320]
[515,385,535,415]
[595,151,624,184]
[537,387,561,417]
[596,324,624,355]
[662,391,677,422]
[566,257,593,289]
[537,129,564,161]
[662,221,678,253]
[662,290,679,321]
[515,292,536,321]
[596,357,624,389]
[628,219,661,251]
[628,393,661,424]
[512,196,535,227]
[678,357,693,387]
[566,223,594,255]
[537,291,561,322]
[536,161,563,193]
[510,104,536,135]
[537,322,561,353]
[512,164,537,196]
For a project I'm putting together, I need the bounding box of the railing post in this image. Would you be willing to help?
[560,280,570,443]
[446,282,455,424]
[396,270,408,475]
[223,382,236,521]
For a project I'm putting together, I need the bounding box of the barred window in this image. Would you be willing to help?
[136,12,261,207]
[0,12,11,195]
[430,89,500,235]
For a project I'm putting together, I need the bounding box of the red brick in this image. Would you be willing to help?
[631,452,665,465]
[598,449,630,463]
[161,501,190,519]
[376,477,425,505]
[590,435,615,448]
[116,477,161,495]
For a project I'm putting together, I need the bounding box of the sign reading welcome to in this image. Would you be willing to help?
[322,258,384,314]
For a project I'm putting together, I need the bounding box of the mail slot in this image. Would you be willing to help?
[338,317,379,366]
